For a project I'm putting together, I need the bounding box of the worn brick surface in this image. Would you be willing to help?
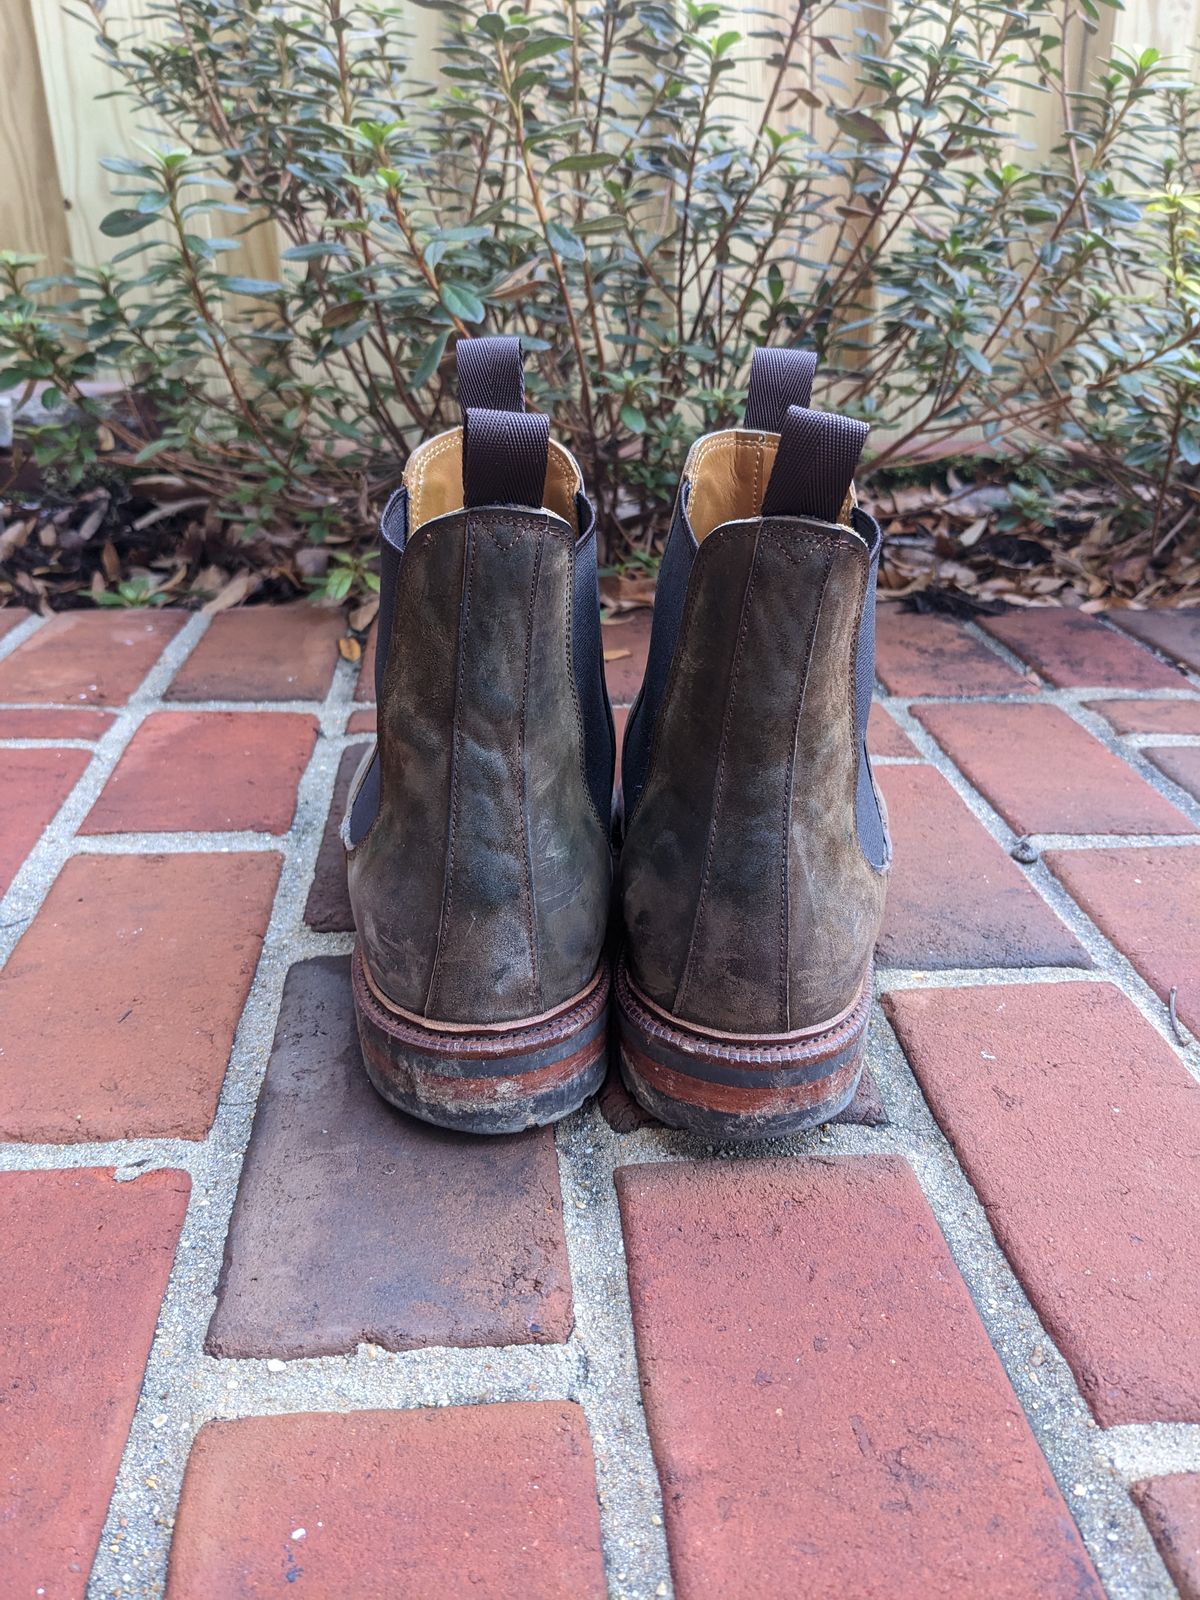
[208,957,573,1357]
[981,607,1187,689]
[1132,1475,1200,1599]
[1084,698,1200,736]
[0,747,90,894]
[166,1403,606,1600]
[167,603,342,702]
[867,702,918,758]
[875,607,1036,697]
[598,1061,886,1133]
[303,743,366,931]
[915,702,1194,836]
[1045,846,1200,1035]
[0,851,280,1141]
[602,609,652,705]
[82,710,317,836]
[1144,746,1200,805]
[0,606,31,640]
[1111,609,1200,676]
[0,610,185,704]
[885,982,1200,1425]
[346,707,376,734]
[875,764,1088,969]
[0,1167,189,1599]
[0,707,114,739]
[616,1156,1100,1600]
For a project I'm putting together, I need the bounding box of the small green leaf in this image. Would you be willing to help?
[831,109,893,146]
[620,403,647,434]
[412,329,451,387]
[545,220,585,262]
[222,276,284,297]
[280,241,351,261]
[962,346,993,377]
[441,281,486,322]
[99,209,158,238]
[549,153,614,174]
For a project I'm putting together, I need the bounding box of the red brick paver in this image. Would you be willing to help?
[167,603,343,702]
[885,982,1200,1425]
[208,957,573,1357]
[1084,698,1200,736]
[867,702,917,757]
[346,707,376,734]
[1045,846,1200,1034]
[616,1157,1101,1600]
[82,710,318,835]
[875,764,1088,969]
[981,607,1187,689]
[1111,609,1200,675]
[0,606,31,640]
[875,607,1036,697]
[0,851,280,1141]
[0,610,185,704]
[915,702,1194,835]
[602,609,652,705]
[0,747,90,894]
[166,1404,606,1600]
[1144,746,1200,806]
[0,1167,189,1600]
[304,744,366,931]
[1132,1475,1200,1599]
[0,707,114,739]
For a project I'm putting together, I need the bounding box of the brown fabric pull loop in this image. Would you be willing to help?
[456,335,525,414]
[462,407,549,509]
[761,405,869,523]
[744,346,818,432]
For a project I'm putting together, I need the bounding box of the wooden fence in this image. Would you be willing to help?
[2,0,1198,284]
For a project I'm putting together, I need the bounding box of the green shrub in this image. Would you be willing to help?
[1,0,1197,590]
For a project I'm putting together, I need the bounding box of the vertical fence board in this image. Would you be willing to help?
[0,0,69,273]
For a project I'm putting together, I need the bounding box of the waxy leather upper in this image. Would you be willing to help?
[346,499,612,1027]
[620,503,890,1036]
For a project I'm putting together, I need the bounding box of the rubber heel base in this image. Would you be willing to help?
[353,946,609,1134]
[616,955,869,1142]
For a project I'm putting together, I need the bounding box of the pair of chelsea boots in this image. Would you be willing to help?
[343,336,890,1141]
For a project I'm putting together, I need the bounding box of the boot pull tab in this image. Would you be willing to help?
[761,405,869,525]
[455,334,526,413]
[454,335,549,510]
[744,346,817,432]
[462,408,550,510]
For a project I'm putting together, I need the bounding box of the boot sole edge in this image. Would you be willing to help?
[615,954,869,1142]
[352,945,609,1134]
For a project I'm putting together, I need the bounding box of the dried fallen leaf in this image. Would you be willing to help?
[349,597,379,632]
[338,636,362,662]
[203,571,258,614]
[604,648,632,662]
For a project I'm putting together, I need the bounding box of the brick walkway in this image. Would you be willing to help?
[1,600,1199,1599]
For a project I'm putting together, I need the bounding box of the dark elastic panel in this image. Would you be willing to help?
[744,346,817,432]
[349,487,408,846]
[761,406,869,523]
[851,506,888,870]
[620,493,698,822]
[456,335,525,413]
[462,407,549,509]
[375,486,407,703]
[572,495,616,825]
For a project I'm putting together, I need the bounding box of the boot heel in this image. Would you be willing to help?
[353,946,610,1134]
[615,954,868,1141]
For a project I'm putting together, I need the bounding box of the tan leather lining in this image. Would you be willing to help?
[404,425,582,534]
[685,426,856,540]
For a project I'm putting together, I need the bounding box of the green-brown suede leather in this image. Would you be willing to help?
[621,513,888,1035]
[347,505,611,1026]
